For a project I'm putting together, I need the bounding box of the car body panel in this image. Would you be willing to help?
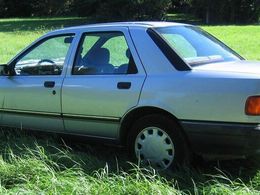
[193,60,260,74]
[1,21,260,160]
[181,120,260,159]
[0,33,76,132]
[129,27,176,74]
[138,70,260,123]
[61,26,146,138]
[0,76,64,132]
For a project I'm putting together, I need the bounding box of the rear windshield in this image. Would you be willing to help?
[155,26,241,66]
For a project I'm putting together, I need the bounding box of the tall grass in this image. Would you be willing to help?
[0,129,183,194]
[0,128,259,194]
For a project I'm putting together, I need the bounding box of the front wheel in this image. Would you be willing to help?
[127,114,189,170]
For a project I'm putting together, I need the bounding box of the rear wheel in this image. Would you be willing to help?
[127,114,189,170]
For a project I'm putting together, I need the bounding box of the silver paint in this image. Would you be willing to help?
[0,21,259,141]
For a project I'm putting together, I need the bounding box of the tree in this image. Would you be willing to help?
[73,0,98,17]
[30,0,74,16]
[0,0,32,17]
[95,0,172,21]
[191,0,260,24]
[0,0,258,24]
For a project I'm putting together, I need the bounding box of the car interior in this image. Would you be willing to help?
[73,33,137,75]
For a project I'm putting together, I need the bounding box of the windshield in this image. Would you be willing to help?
[155,26,241,66]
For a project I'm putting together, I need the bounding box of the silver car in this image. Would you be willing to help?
[1,22,260,169]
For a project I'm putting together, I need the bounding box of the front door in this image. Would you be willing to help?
[62,28,146,139]
[0,34,74,132]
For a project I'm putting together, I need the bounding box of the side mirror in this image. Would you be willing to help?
[0,64,15,76]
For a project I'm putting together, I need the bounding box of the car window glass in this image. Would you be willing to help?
[102,36,129,67]
[15,35,74,76]
[163,34,197,58]
[73,32,137,75]
[82,36,100,56]
[157,26,240,66]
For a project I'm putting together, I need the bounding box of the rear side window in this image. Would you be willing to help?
[102,36,129,67]
[163,34,197,58]
[73,32,137,75]
[156,26,241,66]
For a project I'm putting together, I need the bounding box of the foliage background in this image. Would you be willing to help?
[0,0,259,23]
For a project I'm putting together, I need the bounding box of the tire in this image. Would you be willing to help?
[127,114,189,170]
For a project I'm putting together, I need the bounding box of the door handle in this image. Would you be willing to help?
[44,81,55,88]
[117,82,131,89]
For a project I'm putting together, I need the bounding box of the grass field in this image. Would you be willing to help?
[0,18,260,194]
[0,17,88,64]
[203,26,260,61]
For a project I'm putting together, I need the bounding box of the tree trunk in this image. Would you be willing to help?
[206,0,210,24]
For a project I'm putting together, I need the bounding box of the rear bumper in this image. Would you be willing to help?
[181,121,260,160]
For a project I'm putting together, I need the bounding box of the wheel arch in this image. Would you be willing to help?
[119,106,191,148]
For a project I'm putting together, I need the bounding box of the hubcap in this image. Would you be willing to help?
[135,127,175,169]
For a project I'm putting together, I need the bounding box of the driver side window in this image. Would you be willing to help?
[15,35,74,76]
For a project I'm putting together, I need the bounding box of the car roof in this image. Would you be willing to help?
[52,21,190,33]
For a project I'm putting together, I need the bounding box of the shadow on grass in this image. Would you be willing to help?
[0,128,259,192]
[0,17,93,32]
[0,128,128,174]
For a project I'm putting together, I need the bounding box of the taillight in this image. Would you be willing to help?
[245,96,260,115]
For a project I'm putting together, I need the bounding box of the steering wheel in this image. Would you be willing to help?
[37,59,56,66]
[37,59,61,74]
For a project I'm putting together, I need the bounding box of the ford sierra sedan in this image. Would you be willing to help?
[0,22,260,169]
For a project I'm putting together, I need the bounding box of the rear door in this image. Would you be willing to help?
[62,27,146,139]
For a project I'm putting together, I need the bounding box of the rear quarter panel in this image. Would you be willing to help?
[129,26,260,124]
[138,70,260,124]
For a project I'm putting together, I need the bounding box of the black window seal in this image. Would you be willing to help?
[146,28,191,71]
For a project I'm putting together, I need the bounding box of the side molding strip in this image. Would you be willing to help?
[0,108,60,117]
[0,108,121,122]
[62,113,120,122]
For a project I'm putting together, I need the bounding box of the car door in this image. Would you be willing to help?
[62,27,146,139]
[0,34,75,132]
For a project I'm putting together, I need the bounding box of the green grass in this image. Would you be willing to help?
[0,18,260,194]
[202,26,260,61]
[1,129,260,194]
[0,17,88,64]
